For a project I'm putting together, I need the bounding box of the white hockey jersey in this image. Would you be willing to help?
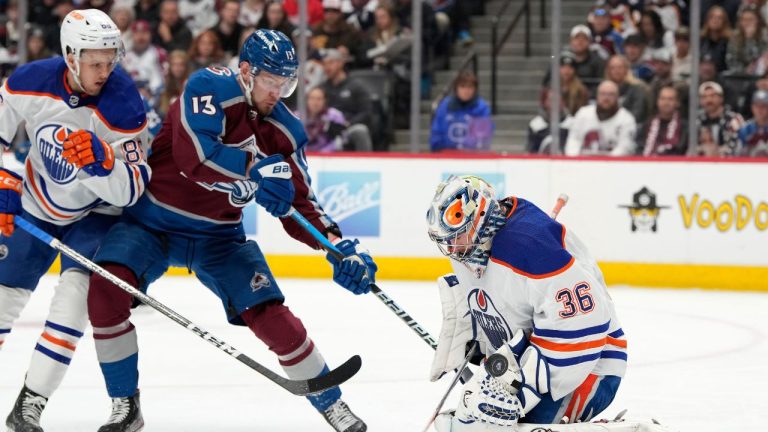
[0,57,150,225]
[451,198,627,400]
[565,104,637,156]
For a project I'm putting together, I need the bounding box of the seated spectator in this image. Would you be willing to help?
[606,54,651,124]
[395,0,439,96]
[135,0,161,27]
[430,70,494,152]
[26,26,53,62]
[559,53,590,115]
[647,0,682,32]
[548,25,605,92]
[311,0,363,63]
[737,89,768,157]
[591,0,636,36]
[256,1,297,42]
[701,5,732,72]
[726,4,768,75]
[591,7,624,56]
[698,81,745,156]
[179,0,218,37]
[214,0,245,57]
[239,0,267,28]
[110,3,136,52]
[158,50,192,117]
[624,34,655,82]
[364,5,408,68]
[701,0,741,27]
[565,80,637,156]
[320,48,375,148]
[283,0,325,26]
[123,19,168,97]
[648,50,684,110]
[188,30,226,69]
[347,0,379,32]
[639,84,688,156]
[638,10,675,60]
[739,70,768,119]
[672,26,692,81]
[527,86,574,154]
[432,0,475,45]
[153,0,193,52]
[305,87,373,152]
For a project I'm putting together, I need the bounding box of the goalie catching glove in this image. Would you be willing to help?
[455,330,551,427]
[326,239,377,295]
[61,130,115,177]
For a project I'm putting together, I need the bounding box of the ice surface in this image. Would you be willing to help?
[1,276,767,431]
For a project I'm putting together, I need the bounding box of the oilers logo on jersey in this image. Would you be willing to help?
[36,124,77,184]
[467,288,513,350]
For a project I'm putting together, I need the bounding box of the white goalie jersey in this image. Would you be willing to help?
[451,198,627,401]
[0,57,150,225]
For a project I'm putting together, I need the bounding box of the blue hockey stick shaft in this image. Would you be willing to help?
[13,216,360,395]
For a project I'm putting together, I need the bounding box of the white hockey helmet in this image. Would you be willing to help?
[426,175,503,262]
[60,9,123,87]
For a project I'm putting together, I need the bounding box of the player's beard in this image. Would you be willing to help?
[255,101,275,117]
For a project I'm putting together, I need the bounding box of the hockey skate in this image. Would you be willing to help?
[97,391,144,432]
[5,385,47,432]
[322,400,367,432]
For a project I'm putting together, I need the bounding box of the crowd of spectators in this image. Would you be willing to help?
[0,0,486,153]
[529,0,768,158]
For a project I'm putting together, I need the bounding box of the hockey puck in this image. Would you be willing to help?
[485,353,509,377]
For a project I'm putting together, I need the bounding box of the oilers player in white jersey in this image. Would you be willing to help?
[0,9,149,432]
[426,176,627,431]
[84,29,375,432]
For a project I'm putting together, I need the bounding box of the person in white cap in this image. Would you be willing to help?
[565,24,605,92]
[698,80,745,156]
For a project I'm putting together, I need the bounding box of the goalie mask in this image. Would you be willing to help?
[426,175,507,276]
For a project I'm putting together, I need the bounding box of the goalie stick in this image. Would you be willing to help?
[14,216,361,396]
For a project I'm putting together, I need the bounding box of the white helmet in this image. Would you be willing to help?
[60,9,123,88]
[426,175,506,267]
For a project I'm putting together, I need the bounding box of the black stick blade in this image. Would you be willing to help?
[303,355,362,395]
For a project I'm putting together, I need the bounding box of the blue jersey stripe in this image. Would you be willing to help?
[608,328,625,338]
[35,344,72,365]
[45,320,85,338]
[533,321,611,339]
[39,174,103,212]
[0,328,10,334]
[125,164,135,204]
[601,350,628,361]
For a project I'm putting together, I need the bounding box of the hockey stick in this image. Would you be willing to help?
[550,194,569,219]
[421,342,479,432]
[14,216,361,396]
[287,209,442,350]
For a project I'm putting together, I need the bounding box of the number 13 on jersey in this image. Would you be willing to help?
[555,282,595,318]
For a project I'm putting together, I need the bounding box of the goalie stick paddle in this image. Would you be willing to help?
[14,216,361,397]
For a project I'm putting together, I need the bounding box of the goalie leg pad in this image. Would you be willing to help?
[431,273,474,382]
[523,375,621,424]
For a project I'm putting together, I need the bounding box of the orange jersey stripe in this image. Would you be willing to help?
[607,337,628,348]
[491,255,576,280]
[530,335,607,352]
[41,332,77,351]
[25,160,77,220]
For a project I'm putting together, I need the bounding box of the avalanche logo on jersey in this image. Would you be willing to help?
[317,172,380,236]
[36,124,76,184]
[467,288,513,350]
[195,180,258,207]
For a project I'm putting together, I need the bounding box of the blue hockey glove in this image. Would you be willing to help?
[326,239,377,295]
[249,154,295,217]
[0,168,22,237]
